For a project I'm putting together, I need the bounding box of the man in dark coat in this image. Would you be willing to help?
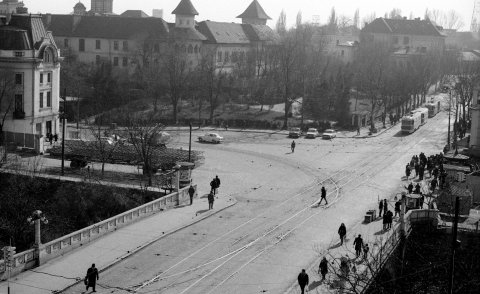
[188,185,195,205]
[414,183,421,194]
[383,199,388,217]
[208,192,214,210]
[319,257,328,281]
[291,140,296,153]
[297,269,309,294]
[210,179,217,195]
[338,223,346,245]
[406,182,413,194]
[431,178,438,192]
[405,164,411,179]
[394,201,401,217]
[85,263,99,292]
[386,210,394,229]
[319,186,328,205]
[353,234,364,258]
[378,199,384,218]
[214,175,221,194]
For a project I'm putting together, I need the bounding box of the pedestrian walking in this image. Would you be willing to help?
[378,199,384,218]
[383,199,388,217]
[394,201,401,217]
[208,192,214,210]
[414,183,421,194]
[297,269,309,294]
[210,179,217,195]
[382,211,388,230]
[319,186,328,205]
[214,175,221,195]
[414,163,419,177]
[319,257,328,281]
[405,164,411,180]
[188,185,195,205]
[386,210,393,229]
[338,223,347,245]
[357,126,360,135]
[84,264,99,292]
[353,234,364,258]
[363,244,369,260]
[54,133,58,142]
[291,140,296,153]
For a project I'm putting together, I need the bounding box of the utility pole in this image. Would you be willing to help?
[448,197,460,294]
[188,122,192,162]
[447,90,452,149]
[61,88,67,176]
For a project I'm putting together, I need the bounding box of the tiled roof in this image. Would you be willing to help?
[362,18,443,37]
[237,0,271,20]
[172,0,198,16]
[121,10,149,18]
[197,21,250,44]
[9,14,47,49]
[242,24,278,42]
[0,26,32,50]
[43,15,170,40]
[169,26,206,41]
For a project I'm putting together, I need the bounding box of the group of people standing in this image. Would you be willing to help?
[378,199,394,230]
[45,132,58,144]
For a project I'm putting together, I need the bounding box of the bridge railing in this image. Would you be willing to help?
[0,184,195,280]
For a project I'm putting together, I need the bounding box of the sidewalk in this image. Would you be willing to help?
[0,194,236,294]
[287,205,403,294]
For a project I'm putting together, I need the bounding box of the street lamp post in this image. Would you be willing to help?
[61,88,67,176]
[188,122,192,162]
[448,90,452,149]
[27,210,48,267]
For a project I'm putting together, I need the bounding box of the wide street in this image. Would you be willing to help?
[66,102,448,293]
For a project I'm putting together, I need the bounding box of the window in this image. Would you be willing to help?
[40,73,44,84]
[181,44,186,53]
[188,44,193,54]
[393,36,398,44]
[40,92,44,108]
[96,40,101,49]
[113,57,119,66]
[154,44,160,52]
[79,39,85,51]
[123,41,128,51]
[232,52,238,63]
[15,73,22,85]
[15,51,24,57]
[341,50,345,56]
[224,52,229,63]
[96,55,101,65]
[47,73,51,83]
[64,39,69,48]
[122,57,128,66]
[114,41,119,50]
[179,19,183,25]
[194,45,198,54]
[44,50,52,63]
[186,20,190,25]
[46,92,51,107]
[15,94,23,112]
[217,51,222,62]
[403,36,409,45]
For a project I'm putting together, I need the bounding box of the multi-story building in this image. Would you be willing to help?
[0,14,61,153]
[361,17,445,54]
[0,0,24,15]
[43,0,276,72]
[312,26,359,64]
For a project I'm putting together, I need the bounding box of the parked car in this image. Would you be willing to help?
[288,127,302,138]
[305,128,319,139]
[322,129,337,139]
[198,132,224,143]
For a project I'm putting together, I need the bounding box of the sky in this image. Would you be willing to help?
[26,0,474,31]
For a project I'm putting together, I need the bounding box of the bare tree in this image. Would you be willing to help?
[0,69,16,143]
[276,10,287,36]
[353,9,360,29]
[455,59,480,122]
[425,9,464,30]
[85,121,120,177]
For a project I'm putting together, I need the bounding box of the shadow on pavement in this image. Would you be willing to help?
[374,229,387,235]
[196,209,209,215]
[393,131,408,137]
[308,280,323,291]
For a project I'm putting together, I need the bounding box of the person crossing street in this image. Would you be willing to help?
[291,140,296,153]
[318,186,328,205]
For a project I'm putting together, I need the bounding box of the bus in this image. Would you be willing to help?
[426,101,441,117]
[401,108,428,133]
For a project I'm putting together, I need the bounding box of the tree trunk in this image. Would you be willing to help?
[172,102,178,124]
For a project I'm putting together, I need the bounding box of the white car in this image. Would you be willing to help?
[305,128,319,139]
[322,129,337,139]
[198,132,224,143]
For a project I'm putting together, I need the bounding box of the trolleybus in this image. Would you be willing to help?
[426,101,441,117]
[401,107,428,133]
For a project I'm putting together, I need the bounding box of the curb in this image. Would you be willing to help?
[57,197,238,293]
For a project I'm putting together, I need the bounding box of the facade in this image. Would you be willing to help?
[90,0,113,14]
[312,26,359,64]
[0,0,24,15]
[361,17,445,54]
[43,0,276,72]
[0,14,61,153]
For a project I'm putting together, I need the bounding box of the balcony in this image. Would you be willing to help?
[13,110,25,119]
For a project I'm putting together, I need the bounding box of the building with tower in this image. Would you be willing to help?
[0,0,24,15]
[0,14,61,153]
[90,0,113,14]
[73,2,86,15]
[236,0,271,25]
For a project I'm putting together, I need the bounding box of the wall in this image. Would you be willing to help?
[0,184,196,280]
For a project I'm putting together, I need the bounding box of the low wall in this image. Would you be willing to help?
[0,184,196,280]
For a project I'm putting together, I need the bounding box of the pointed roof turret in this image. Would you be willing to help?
[237,0,271,20]
[172,0,198,15]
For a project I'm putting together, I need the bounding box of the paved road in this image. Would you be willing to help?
[66,111,448,294]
